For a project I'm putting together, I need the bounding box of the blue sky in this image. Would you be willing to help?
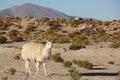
[0,0,120,21]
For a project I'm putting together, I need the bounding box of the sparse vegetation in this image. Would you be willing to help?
[63,61,72,68]
[69,68,81,80]
[1,76,8,80]
[51,53,64,63]
[0,35,7,43]
[14,54,21,60]
[108,61,114,64]
[8,67,16,75]
[72,59,93,69]
[45,33,70,43]
[0,13,120,80]
[69,43,85,50]
[10,36,23,42]
[108,42,120,48]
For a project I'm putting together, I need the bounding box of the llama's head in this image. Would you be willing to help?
[45,41,53,49]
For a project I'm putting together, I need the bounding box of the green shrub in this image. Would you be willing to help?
[0,23,8,30]
[0,35,7,43]
[1,76,8,80]
[108,61,114,64]
[25,25,35,32]
[73,60,93,69]
[10,36,23,42]
[7,29,23,42]
[8,67,16,75]
[63,61,72,68]
[13,24,22,29]
[72,34,89,45]
[14,54,21,60]
[69,43,85,50]
[45,33,69,43]
[51,53,64,63]
[0,31,6,34]
[72,59,77,64]
[7,29,19,37]
[69,68,81,80]
[108,42,120,48]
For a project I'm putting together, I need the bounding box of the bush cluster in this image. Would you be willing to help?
[72,59,93,69]
[0,35,7,43]
[51,53,64,63]
[25,24,36,32]
[45,33,69,43]
[69,68,81,80]
[14,54,21,60]
[72,34,89,45]
[69,43,85,50]
[13,24,22,29]
[108,61,114,64]
[7,29,23,42]
[1,76,8,80]
[10,36,23,42]
[108,42,120,48]
[63,61,72,68]
[0,23,8,30]
[8,67,16,75]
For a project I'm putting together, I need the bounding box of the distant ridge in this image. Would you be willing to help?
[0,3,70,19]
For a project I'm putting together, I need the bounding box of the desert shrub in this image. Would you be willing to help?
[73,60,93,69]
[47,20,61,30]
[42,17,50,22]
[14,54,21,60]
[0,23,8,30]
[69,43,85,50]
[61,30,68,33]
[10,36,23,42]
[108,42,120,48]
[108,61,114,64]
[69,68,81,80]
[7,29,19,37]
[46,21,54,26]
[70,20,79,27]
[103,21,110,26]
[67,33,74,38]
[72,34,89,45]
[95,21,103,25]
[25,24,35,32]
[72,59,77,64]
[51,53,64,63]
[46,33,69,43]
[0,35,7,43]
[46,28,53,33]
[8,67,16,75]
[0,31,6,34]
[1,76,8,80]
[63,61,72,68]
[13,24,22,29]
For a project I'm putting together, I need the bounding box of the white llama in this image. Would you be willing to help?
[21,41,53,76]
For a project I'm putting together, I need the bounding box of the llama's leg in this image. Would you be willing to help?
[25,60,31,75]
[35,61,40,76]
[43,62,48,76]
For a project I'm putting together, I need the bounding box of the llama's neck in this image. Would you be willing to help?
[43,47,51,59]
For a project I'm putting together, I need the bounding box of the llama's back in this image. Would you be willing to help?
[21,42,45,60]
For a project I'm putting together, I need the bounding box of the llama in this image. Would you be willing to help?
[21,41,53,76]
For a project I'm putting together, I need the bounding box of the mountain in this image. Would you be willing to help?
[0,3,70,19]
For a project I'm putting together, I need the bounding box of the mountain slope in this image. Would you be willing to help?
[0,3,70,19]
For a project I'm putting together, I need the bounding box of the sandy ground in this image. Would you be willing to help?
[0,42,120,80]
